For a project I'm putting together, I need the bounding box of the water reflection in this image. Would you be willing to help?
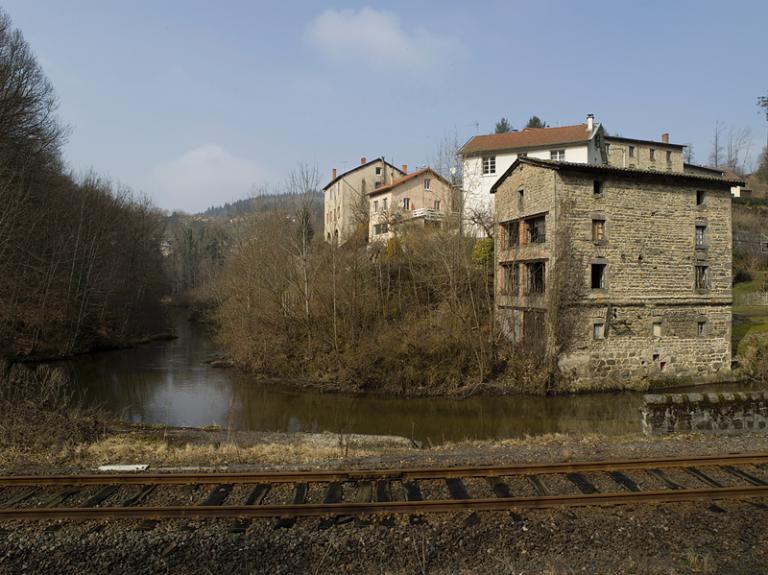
[65,310,645,443]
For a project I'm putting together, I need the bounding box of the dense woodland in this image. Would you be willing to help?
[0,11,168,359]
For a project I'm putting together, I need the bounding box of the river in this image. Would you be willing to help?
[64,310,647,444]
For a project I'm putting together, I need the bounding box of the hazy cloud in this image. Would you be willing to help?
[146,144,265,213]
[304,8,462,70]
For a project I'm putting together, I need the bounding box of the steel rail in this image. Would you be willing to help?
[1,453,767,487]
[1,485,767,521]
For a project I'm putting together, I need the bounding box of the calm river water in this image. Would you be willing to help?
[65,311,647,444]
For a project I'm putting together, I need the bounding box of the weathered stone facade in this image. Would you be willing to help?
[642,392,768,435]
[605,136,685,172]
[492,157,737,391]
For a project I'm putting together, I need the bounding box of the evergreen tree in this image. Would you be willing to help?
[495,117,512,133]
[525,116,548,129]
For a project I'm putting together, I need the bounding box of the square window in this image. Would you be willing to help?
[593,322,605,340]
[591,263,606,289]
[696,190,705,205]
[593,180,603,195]
[550,149,565,161]
[695,265,709,290]
[697,321,706,337]
[695,224,706,247]
[592,219,606,242]
[375,167,382,175]
[652,322,662,337]
[482,156,496,175]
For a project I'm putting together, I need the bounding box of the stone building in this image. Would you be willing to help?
[605,134,685,172]
[492,156,742,391]
[367,167,457,241]
[323,157,405,245]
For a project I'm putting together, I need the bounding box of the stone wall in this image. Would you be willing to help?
[493,159,734,391]
[605,138,684,172]
[642,392,768,435]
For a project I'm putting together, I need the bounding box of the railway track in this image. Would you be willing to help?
[1,453,767,523]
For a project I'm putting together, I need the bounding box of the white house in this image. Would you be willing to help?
[459,115,606,236]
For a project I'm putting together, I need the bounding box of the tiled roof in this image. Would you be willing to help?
[367,167,451,196]
[490,157,746,194]
[459,124,592,155]
[605,135,685,149]
[323,157,404,191]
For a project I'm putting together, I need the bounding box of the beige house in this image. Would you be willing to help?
[492,156,741,391]
[368,168,457,241]
[323,157,405,245]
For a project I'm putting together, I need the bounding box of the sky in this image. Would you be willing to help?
[3,0,767,213]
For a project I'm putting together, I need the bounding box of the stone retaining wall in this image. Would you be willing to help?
[641,391,768,435]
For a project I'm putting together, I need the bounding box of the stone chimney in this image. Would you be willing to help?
[587,114,594,132]
[360,157,367,165]
[332,168,337,180]
[661,133,669,144]
[401,164,408,174]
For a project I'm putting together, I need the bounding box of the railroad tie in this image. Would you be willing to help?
[486,477,522,521]
[528,476,549,496]
[0,488,39,508]
[318,482,344,530]
[721,466,768,486]
[607,471,641,493]
[275,483,307,529]
[685,468,727,514]
[647,469,684,490]
[445,478,470,500]
[566,473,599,495]
[230,484,271,533]
[81,486,120,508]
[402,481,426,525]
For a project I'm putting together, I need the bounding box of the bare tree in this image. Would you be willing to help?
[708,121,724,167]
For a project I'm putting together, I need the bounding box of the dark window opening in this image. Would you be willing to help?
[526,261,546,294]
[696,190,705,205]
[373,223,389,235]
[628,145,635,158]
[593,180,603,195]
[517,189,524,208]
[697,320,706,337]
[527,216,546,243]
[501,263,519,295]
[649,148,656,161]
[652,353,660,361]
[695,265,709,290]
[591,263,606,289]
[666,150,672,163]
[502,220,519,248]
[375,166,382,175]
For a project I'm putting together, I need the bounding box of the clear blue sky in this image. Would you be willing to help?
[3,0,767,212]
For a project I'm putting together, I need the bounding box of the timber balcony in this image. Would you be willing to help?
[402,207,460,221]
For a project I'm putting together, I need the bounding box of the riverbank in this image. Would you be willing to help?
[2,427,768,574]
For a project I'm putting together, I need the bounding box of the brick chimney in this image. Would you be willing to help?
[401,164,408,174]
[332,168,337,180]
[360,157,367,165]
[661,133,669,144]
